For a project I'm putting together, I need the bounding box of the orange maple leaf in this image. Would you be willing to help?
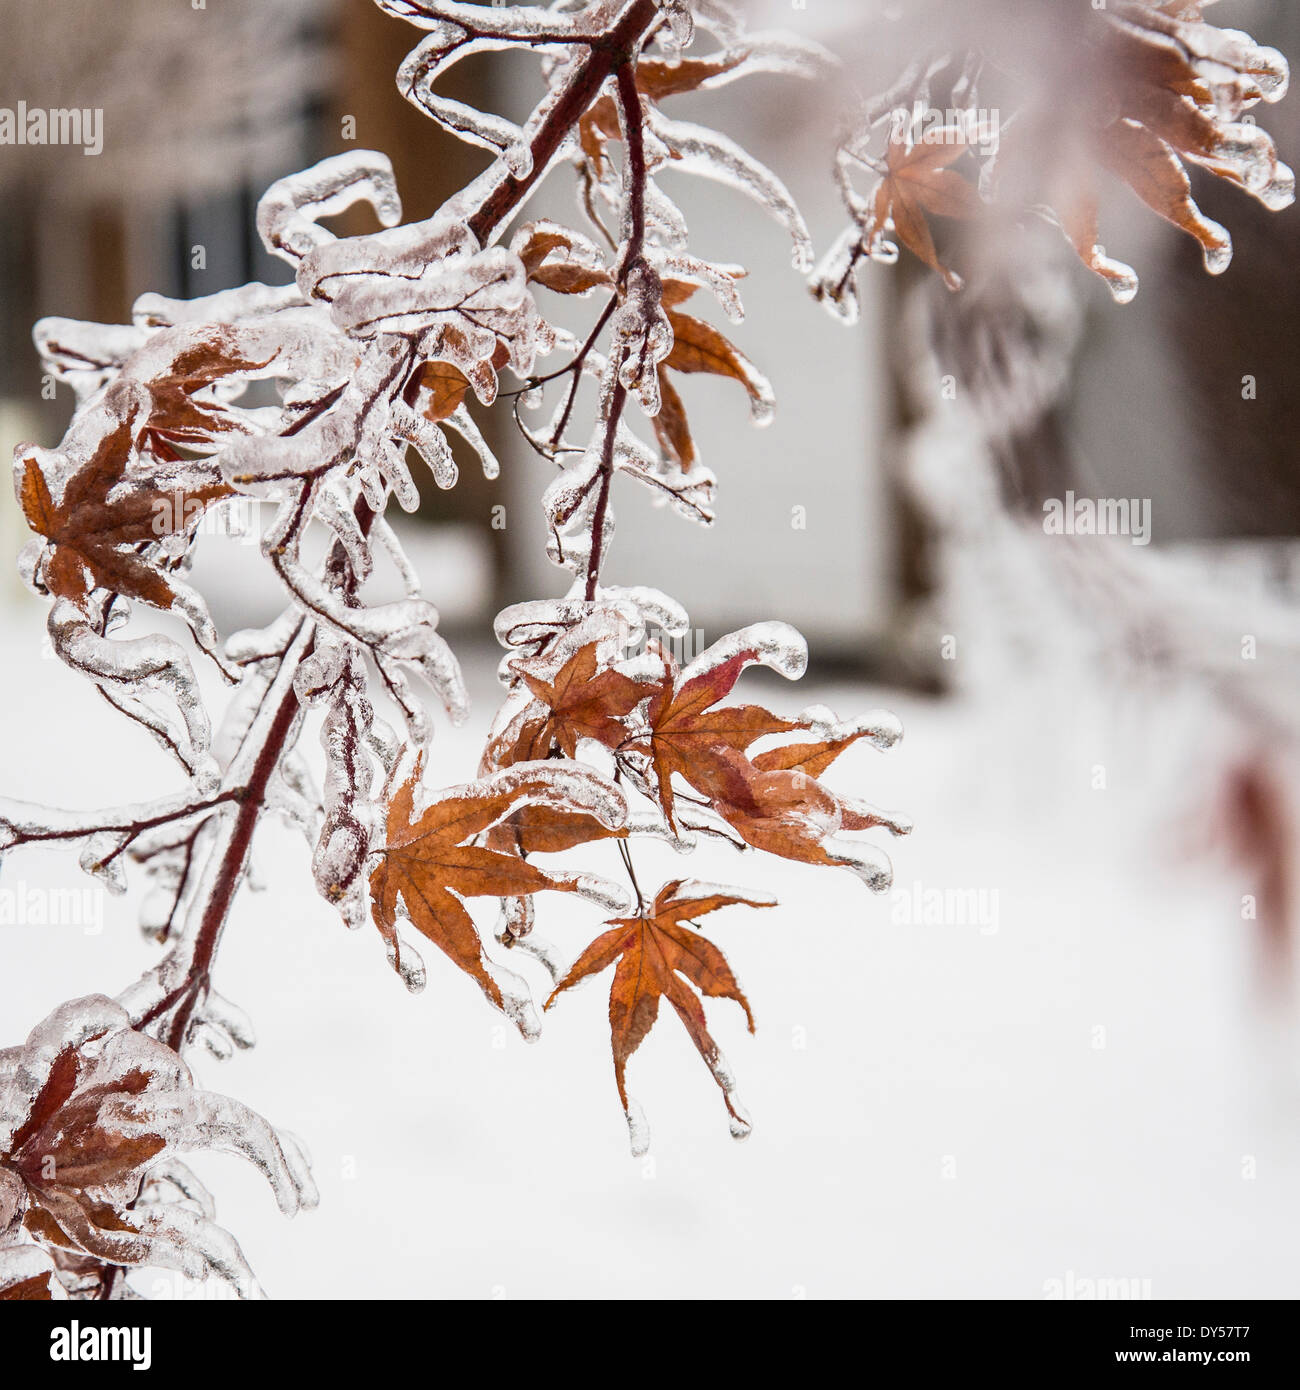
[634,645,907,883]
[545,878,773,1150]
[514,641,657,760]
[869,124,982,290]
[18,416,229,613]
[638,646,801,830]
[369,758,624,1021]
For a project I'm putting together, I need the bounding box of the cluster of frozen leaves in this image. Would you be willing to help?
[0,996,315,1300]
[0,0,948,1295]
[813,0,1293,314]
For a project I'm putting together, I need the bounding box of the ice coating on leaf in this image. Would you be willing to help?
[424,759,628,836]
[296,642,379,909]
[573,874,633,914]
[613,422,718,522]
[651,115,814,272]
[315,484,376,583]
[599,584,691,639]
[505,929,568,985]
[193,1021,235,1061]
[79,833,129,894]
[46,603,215,789]
[625,809,696,853]
[496,893,534,943]
[33,318,149,401]
[132,280,303,330]
[444,405,503,480]
[542,449,601,532]
[662,879,777,911]
[653,0,694,47]
[0,995,317,1298]
[824,838,895,893]
[625,1095,651,1158]
[838,795,913,838]
[111,1090,318,1217]
[271,550,469,728]
[390,401,459,489]
[810,224,864,325]
[641,179,691,251]
[655,253,746,323]
[375,0,596,41]
[796,704,904,752]
[0,1243,63,1299]
[727,1095,752,1142]
[386,933,428,994]
[679,621,809,687]
[257,151,402,266]
[200,990,257,1052]
[490,961,543,1042]
[1075,238,1140,306]
[139,1158,217,1222]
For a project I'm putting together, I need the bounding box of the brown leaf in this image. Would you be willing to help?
[369,759,605,1014]
[419,359,472,423]
[530,260,614,296]
[634,53,748,101]
[0,1273,56,1300]
[1096,117,1231,271]
[18,417,230,613]
[664,311,771,421]
[143,328,275,444]
[639,648,800,829]
[872,127,982,290]
[516,642,656,759]
[651,369,697,471]
[546,878,771,1144]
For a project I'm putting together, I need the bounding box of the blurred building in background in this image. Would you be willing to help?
[0,0,1296,667]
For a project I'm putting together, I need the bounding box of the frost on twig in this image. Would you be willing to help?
[813,0,1293,312]
[1,0,927,1292]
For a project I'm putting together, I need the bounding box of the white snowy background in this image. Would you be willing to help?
[2,541,1299,1300]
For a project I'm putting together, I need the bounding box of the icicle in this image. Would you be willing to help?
[679,621,809,686]
[652,115,815,272]
[386,933,428,993]
[443,405,502,479]
[573,875,632,914]
[398,34,534,176]
[390,400,459,489]
[257,151,402,266]
[625,1096,651,1158]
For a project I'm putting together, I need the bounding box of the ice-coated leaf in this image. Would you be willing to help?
[368,756,628,1029]
[546,877,767,1149]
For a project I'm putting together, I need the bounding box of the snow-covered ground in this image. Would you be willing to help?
[2,590,1298,1300]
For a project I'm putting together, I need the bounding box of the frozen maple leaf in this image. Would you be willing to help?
[368,758,628,1026]
[138,328,277,447]
[545,878,774,1154]
[578,48,751,182]
[0,995,315,1299]
[1058,1,1294,299]
[651,276,774,470]
[0,1242,61,1300]
[512,641,657,761]
[630,631,908,887]
[478,642,655,863]
[16,380,230,615]
[418,339,511,424]
[512,221,614,299]
[638,643,802,831]
[865,122,983,291]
